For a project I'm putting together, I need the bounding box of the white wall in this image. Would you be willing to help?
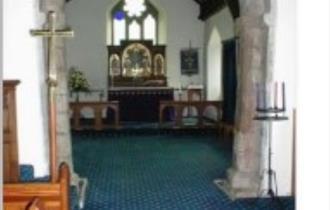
[3,0,49,177]
[205,7,235,44]
[65,0,205,93]
[271,0,297,196]
[204,7,235,100]
[207,28,222,100]
[203,7,234,120]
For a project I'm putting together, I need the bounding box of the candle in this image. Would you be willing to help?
[263,83,267,110]
[256,83,260,110]
[282,82,286,111]
[275,82,278,108]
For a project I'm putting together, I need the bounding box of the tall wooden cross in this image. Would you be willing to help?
[31,11,74,183]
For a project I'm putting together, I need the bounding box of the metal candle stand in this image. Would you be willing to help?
[254,82,288,210]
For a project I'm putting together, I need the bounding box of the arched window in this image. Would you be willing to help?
[111,0,159,45]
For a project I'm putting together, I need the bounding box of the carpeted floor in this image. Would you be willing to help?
[72,132,294,210]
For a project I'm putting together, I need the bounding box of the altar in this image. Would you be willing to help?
[107,40,172,122]
[108,87,174,122]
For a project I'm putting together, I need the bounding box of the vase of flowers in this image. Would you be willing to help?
[68,66,90,102]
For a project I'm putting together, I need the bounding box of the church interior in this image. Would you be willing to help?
[3,0,298,209]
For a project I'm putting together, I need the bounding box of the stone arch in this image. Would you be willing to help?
[41,0,276,201]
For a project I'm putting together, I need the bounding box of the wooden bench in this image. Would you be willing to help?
[26,197,46,210]
[4,163,70,210]
[159,101,222,128]
[70,101,120,130]
[3,80,20,183]
[3,80,72,210]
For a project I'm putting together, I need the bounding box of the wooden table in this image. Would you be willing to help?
[70,101,120,130]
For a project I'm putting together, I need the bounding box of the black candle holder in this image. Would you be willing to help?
[254,82,288,210]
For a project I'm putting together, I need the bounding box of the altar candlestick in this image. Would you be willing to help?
[263,83,267,109]
[256,83,261,110]
[282,82,286,111]
[274,82,278,108]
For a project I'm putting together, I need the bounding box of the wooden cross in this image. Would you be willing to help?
[30,11,74,182]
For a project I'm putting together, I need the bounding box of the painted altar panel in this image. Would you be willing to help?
[108,40,166,87]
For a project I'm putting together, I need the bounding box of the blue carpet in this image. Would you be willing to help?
[72,133,294,210]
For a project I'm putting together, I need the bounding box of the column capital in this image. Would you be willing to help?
[40,0,65,13]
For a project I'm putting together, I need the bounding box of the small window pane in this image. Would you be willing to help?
[143,14,156,44]
[114,18,126,45]
[129,20,141,40]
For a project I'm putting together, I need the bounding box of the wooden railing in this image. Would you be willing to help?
[159,100,222,128]
[70,101,120,130]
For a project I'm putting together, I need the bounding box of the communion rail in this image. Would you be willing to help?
[159,100,222,128]
[70,101,120,130]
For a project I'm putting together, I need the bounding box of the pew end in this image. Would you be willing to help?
[4,163,70,210]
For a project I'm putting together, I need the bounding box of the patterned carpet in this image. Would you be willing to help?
[72,132,294,210]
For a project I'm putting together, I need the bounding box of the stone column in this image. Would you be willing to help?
[215,0,270,199]
[40,1,87,207]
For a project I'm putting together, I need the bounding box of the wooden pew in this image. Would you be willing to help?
[3,80,20,183]
[159,100,222,128]
[26,198,46,210]
[70,101,120,130]
[4,163,70,210]
[3,82,72,209]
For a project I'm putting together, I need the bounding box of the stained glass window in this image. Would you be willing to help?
[129,20,141,39]
[113,18,126,45]
[111,0,158,45]
[123,0,146,17]
[143,14,156,44]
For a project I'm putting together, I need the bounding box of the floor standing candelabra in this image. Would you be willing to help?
[254,82,288,210]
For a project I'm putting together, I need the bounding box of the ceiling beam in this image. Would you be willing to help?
[198,0,226,21]
[195,0,240,21]
[225,0,240,19]
[65,0,240,20]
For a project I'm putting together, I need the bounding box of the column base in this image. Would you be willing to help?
[71,173,88,209]
[77,177,88,209]
[214,168,260,199]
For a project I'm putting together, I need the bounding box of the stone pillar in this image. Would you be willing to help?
[40,0,87,207]
[215,0,270,199]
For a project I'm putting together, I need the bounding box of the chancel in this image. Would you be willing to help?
[106,0,174,122]
[3,0,297,209]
